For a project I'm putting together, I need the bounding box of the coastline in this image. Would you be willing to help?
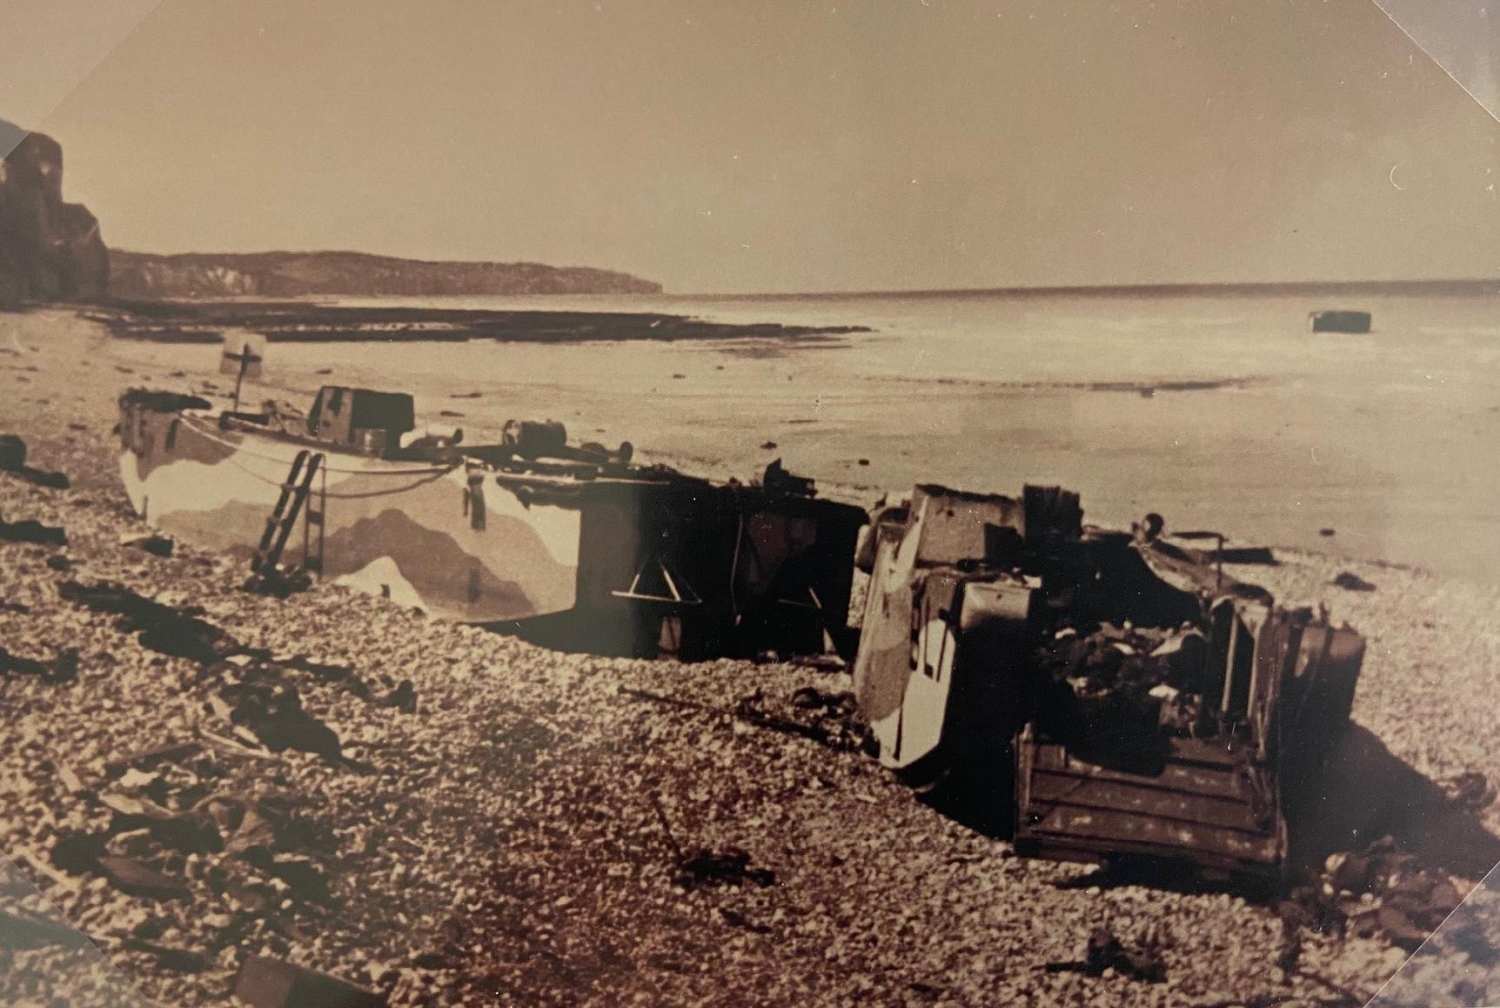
[86,299,871,346]
[4,307,1500,1006]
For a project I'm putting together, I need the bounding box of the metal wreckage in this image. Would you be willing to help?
[118,345,1365,881]
[852,483,1366,883]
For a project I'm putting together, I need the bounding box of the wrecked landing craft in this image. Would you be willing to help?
[852,484,1364,882]
[117,384,865,660]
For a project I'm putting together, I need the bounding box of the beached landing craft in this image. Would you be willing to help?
[116,381,865,660]
[853,483,1365,883]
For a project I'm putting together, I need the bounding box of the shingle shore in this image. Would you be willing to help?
[3,308,1497,1007]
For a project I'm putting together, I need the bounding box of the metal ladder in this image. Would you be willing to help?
[250,450,325,579]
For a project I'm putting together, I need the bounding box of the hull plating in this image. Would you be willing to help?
[118,410,579,623]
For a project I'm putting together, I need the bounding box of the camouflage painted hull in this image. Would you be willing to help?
[118,405,580,623]
[116,393,868,659]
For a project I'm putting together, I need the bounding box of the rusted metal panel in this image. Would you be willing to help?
[1019,802,1283,868]
[1018,739,1283,868]
[910,484,1024,567]
[1029,740,1252,798]
[853,492,1033,777]
[853,513,920,749]
[1026,766,1267,833]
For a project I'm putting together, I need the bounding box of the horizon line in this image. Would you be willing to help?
[107,247,1500,300]
[666,276,1500,299]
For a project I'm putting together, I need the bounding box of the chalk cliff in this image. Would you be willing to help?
[0,120,109,303]
[109,250,662,298]
[0,118,657,303]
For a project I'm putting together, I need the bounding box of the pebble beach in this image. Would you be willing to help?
[4,307,1500,1007]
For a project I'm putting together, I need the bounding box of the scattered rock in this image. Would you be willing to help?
[222,680,342,760]
[673,847,776,891]
[0,433,25,471]
[57,764,86,794]
[718,907,773,934]
[1046,927,1166,983]
[760,441,777,450]
[1287,836,1463,950]
[243,566,314,598]
[1319,527,1336,537]
[96,855,191,901]
[222,804,280,857]
[0,646,78,683]
[0,515,67,546]
[1331,571,1377,592]
[4,464,71,490]
[382,679,417,713]
[104,740,205,776]
[1439,770,1496,811]
[788,653,846,673]
[280,654,373,701]
[120,531,175,557]
[264,855,334,905]
[59,579,242,666]
[50,830,109,875]
[120,937,212,973]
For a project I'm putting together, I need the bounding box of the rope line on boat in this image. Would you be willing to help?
[319,470,458,499]
[177,413,461,478]
[207,443,458,500]
[174,413,461,498]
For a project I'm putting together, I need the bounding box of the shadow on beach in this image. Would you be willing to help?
[1286,724,1500,882]
[917,723,1500,894]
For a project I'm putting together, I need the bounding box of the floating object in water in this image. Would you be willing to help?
[1309,310,1371,333]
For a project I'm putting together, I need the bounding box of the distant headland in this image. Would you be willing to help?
[2,116,662,305]
[108,249,662,299]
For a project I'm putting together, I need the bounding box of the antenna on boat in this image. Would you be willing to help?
[219,332,266,414]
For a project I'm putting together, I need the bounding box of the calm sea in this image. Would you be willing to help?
[118,287,1500,584]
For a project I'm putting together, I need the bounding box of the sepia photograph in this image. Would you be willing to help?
[3,2,1500,1005]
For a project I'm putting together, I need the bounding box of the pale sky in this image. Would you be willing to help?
[7,0,1500,293]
